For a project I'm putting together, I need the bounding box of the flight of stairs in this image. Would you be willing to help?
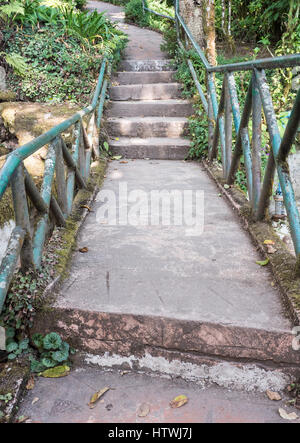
[106,59,193,160]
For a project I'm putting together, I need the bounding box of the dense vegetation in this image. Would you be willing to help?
[0,0,127,104]
[126,0,299,192]
[125,0,174,33]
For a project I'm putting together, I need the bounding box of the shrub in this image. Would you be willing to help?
[125,0,174,32]
[125,0,150,27]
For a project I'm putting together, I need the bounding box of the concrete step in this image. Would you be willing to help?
[114,71,176,84]
[33,307,300,379]
[108,137,190,159]
[107,99,193,117]
[106,117,189,138]
[109,83,182,101]
[119,59,174,72]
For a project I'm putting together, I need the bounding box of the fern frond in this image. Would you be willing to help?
[0,2,25,18]
[4,53,28,76]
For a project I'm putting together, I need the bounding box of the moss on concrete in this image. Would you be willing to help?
[55,159,107,279]
[0,189,14,229]
[0,91,16,102]
[0,359,30,423]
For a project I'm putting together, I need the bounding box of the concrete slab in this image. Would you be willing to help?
[109,83,182,101]
[107,100,193,117]
[114,71,177,85]
[109,137,190,159]
[56,160,290,332]
[18,366,298,423]
[106,117,189,138]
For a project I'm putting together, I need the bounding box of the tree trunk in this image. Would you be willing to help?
[180,0,205,50]
[204,0,216,66]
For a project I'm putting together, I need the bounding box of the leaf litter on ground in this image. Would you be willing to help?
[170,395,188,408]
[88,387,110,409]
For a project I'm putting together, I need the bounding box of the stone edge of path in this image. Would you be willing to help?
[202,159,300,327]
[31,307,300,378]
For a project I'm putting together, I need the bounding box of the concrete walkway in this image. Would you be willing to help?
[18,1,300,424]
[18,366,293,423]
[58,159,289,331]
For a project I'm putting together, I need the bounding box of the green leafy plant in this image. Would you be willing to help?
[0,1,24,24]
[0,393,13,404]
[5,338,29,360]
[4,24,125,104]
[29,332,73,373]
[0,52,28,76]
[125,0,173,32]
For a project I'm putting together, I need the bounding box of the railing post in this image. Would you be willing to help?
[66,122,81,214]
[55,138,68,217]
[11,163,35,272]
[251,72,262,217]
[255,69,300,259]
[207,95,215,156]
[224,73,232,178]
[78,121,86,180]
[32,139,58,268]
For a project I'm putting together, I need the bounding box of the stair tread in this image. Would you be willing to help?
[107,116,189,121]
[109,99,192,104]
[110,83,181,88]
[109,137,190,145]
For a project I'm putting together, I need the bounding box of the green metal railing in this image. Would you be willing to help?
[141,0,175,21]
[0,57,110,312]
[143,0,300,266]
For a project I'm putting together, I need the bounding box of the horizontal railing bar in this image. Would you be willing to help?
[208,54,300,73]
[173,0,300,73]
[176,14,210,69]
[144,6,174,20]
[97,78,108,129]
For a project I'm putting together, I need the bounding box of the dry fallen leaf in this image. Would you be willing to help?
[79,247,89,253]
[41,365,70,378]
[80,205,92,212]
[26,376,35,390]
[32,397,39,405]
[88,387,110,409]
[278,408,298,420]
[120,161,128,164]
[137,403,150,417]
[266,245,277,254]
[170,395,188,409]
[266,390,282,401]
[263,239,275,245]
